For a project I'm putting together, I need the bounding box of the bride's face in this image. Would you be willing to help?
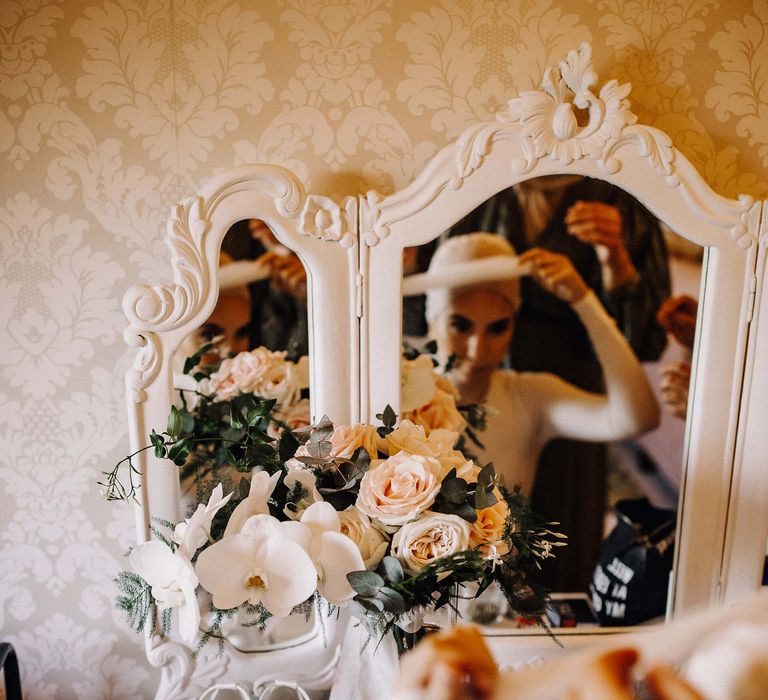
[432,288,515,374]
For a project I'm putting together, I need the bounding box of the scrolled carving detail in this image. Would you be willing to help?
[123,326,161,403]
[124,197,211,333]
[499,42,638,167]
[298,194,356,248]
[148,637,228,700]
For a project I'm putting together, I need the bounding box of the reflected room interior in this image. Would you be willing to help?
[173,218,311,546]
[401,176,703,626]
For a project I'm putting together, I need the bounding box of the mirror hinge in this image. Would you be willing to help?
[355,272,363,319]
[746,273,757,323]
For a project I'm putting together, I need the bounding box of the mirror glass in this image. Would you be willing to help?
[401,176,702,625]
[170,218,312,649]
[174,218,310,502]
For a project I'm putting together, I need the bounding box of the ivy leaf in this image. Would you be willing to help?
[167,406,183,438]
[182,341,216,374]
[347,570,384,597]
[150,430,166,458]
[229,405,245,430]
[377,556,404,585]
[180,410,195,434]
[168,437,192,466]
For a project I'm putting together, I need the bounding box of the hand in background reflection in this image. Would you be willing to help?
[564,200,638,292]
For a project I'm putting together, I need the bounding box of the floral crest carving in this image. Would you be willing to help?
[499,42,637,165]
[298,195,356,248]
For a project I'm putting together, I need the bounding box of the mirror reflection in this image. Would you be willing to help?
[402,177,702,621]
[174,219,310,507]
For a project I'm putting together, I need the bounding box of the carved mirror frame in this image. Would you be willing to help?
[122,42,768,695]
[122,166,359,698]
[359,43,767,646]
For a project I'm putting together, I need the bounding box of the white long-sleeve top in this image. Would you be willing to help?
[472,291,660,495]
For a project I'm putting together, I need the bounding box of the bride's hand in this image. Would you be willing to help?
[518,248,589,303]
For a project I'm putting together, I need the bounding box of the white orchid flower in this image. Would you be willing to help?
[173,483,233,557]
[223,471,280,537]
[129,541,200,644]
[196,513,316,616]
[297,501,366,606]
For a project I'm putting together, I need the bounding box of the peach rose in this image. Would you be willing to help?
[269,398,312,438]
[391,513,470,573]
[330,423,379,460]
[402,376,466,435]
[355,451,443,529]
[435,449,475,481]
[400,355,437,413]
[469,499,511,556]
[338,506,389,569]
[384,420,457,459]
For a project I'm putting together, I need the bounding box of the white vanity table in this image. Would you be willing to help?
[122,43,768,698]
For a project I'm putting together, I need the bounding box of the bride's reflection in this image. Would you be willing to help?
[403,176,696,598]
[180,219,309,361]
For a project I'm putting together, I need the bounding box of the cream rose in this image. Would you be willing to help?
[384,420,457,459]
[203,348,307,407]
[330,423,379,460]
[355,451,443,529]
[391,513,471,573]
[469,499,510,556]
[338,506,390,569]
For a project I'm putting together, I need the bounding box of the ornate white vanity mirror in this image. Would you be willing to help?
[122,167,360,698]
[359,43,768,661]
[121,43,768,697]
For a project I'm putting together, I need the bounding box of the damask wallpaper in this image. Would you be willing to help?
[0,0,766,697]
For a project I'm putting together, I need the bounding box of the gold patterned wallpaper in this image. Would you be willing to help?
[0,0,766,696]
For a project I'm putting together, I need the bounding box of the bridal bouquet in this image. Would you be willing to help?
[103,345,561,651]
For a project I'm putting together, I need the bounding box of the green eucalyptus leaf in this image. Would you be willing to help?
[378,587,406,614]
[478,462,496,489]
[351,446,371,474]
[440,477,467,505]
[473,482,498,510]
[347,570,384,597]
[278,431,299,461]
[377,556,404,585]
[167,406,183,438]
[452,502,478,523]
[313,416,334,442]
[353,596,384,614]
[346,599,370,619]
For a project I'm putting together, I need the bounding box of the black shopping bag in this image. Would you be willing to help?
[589,498,676,626]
